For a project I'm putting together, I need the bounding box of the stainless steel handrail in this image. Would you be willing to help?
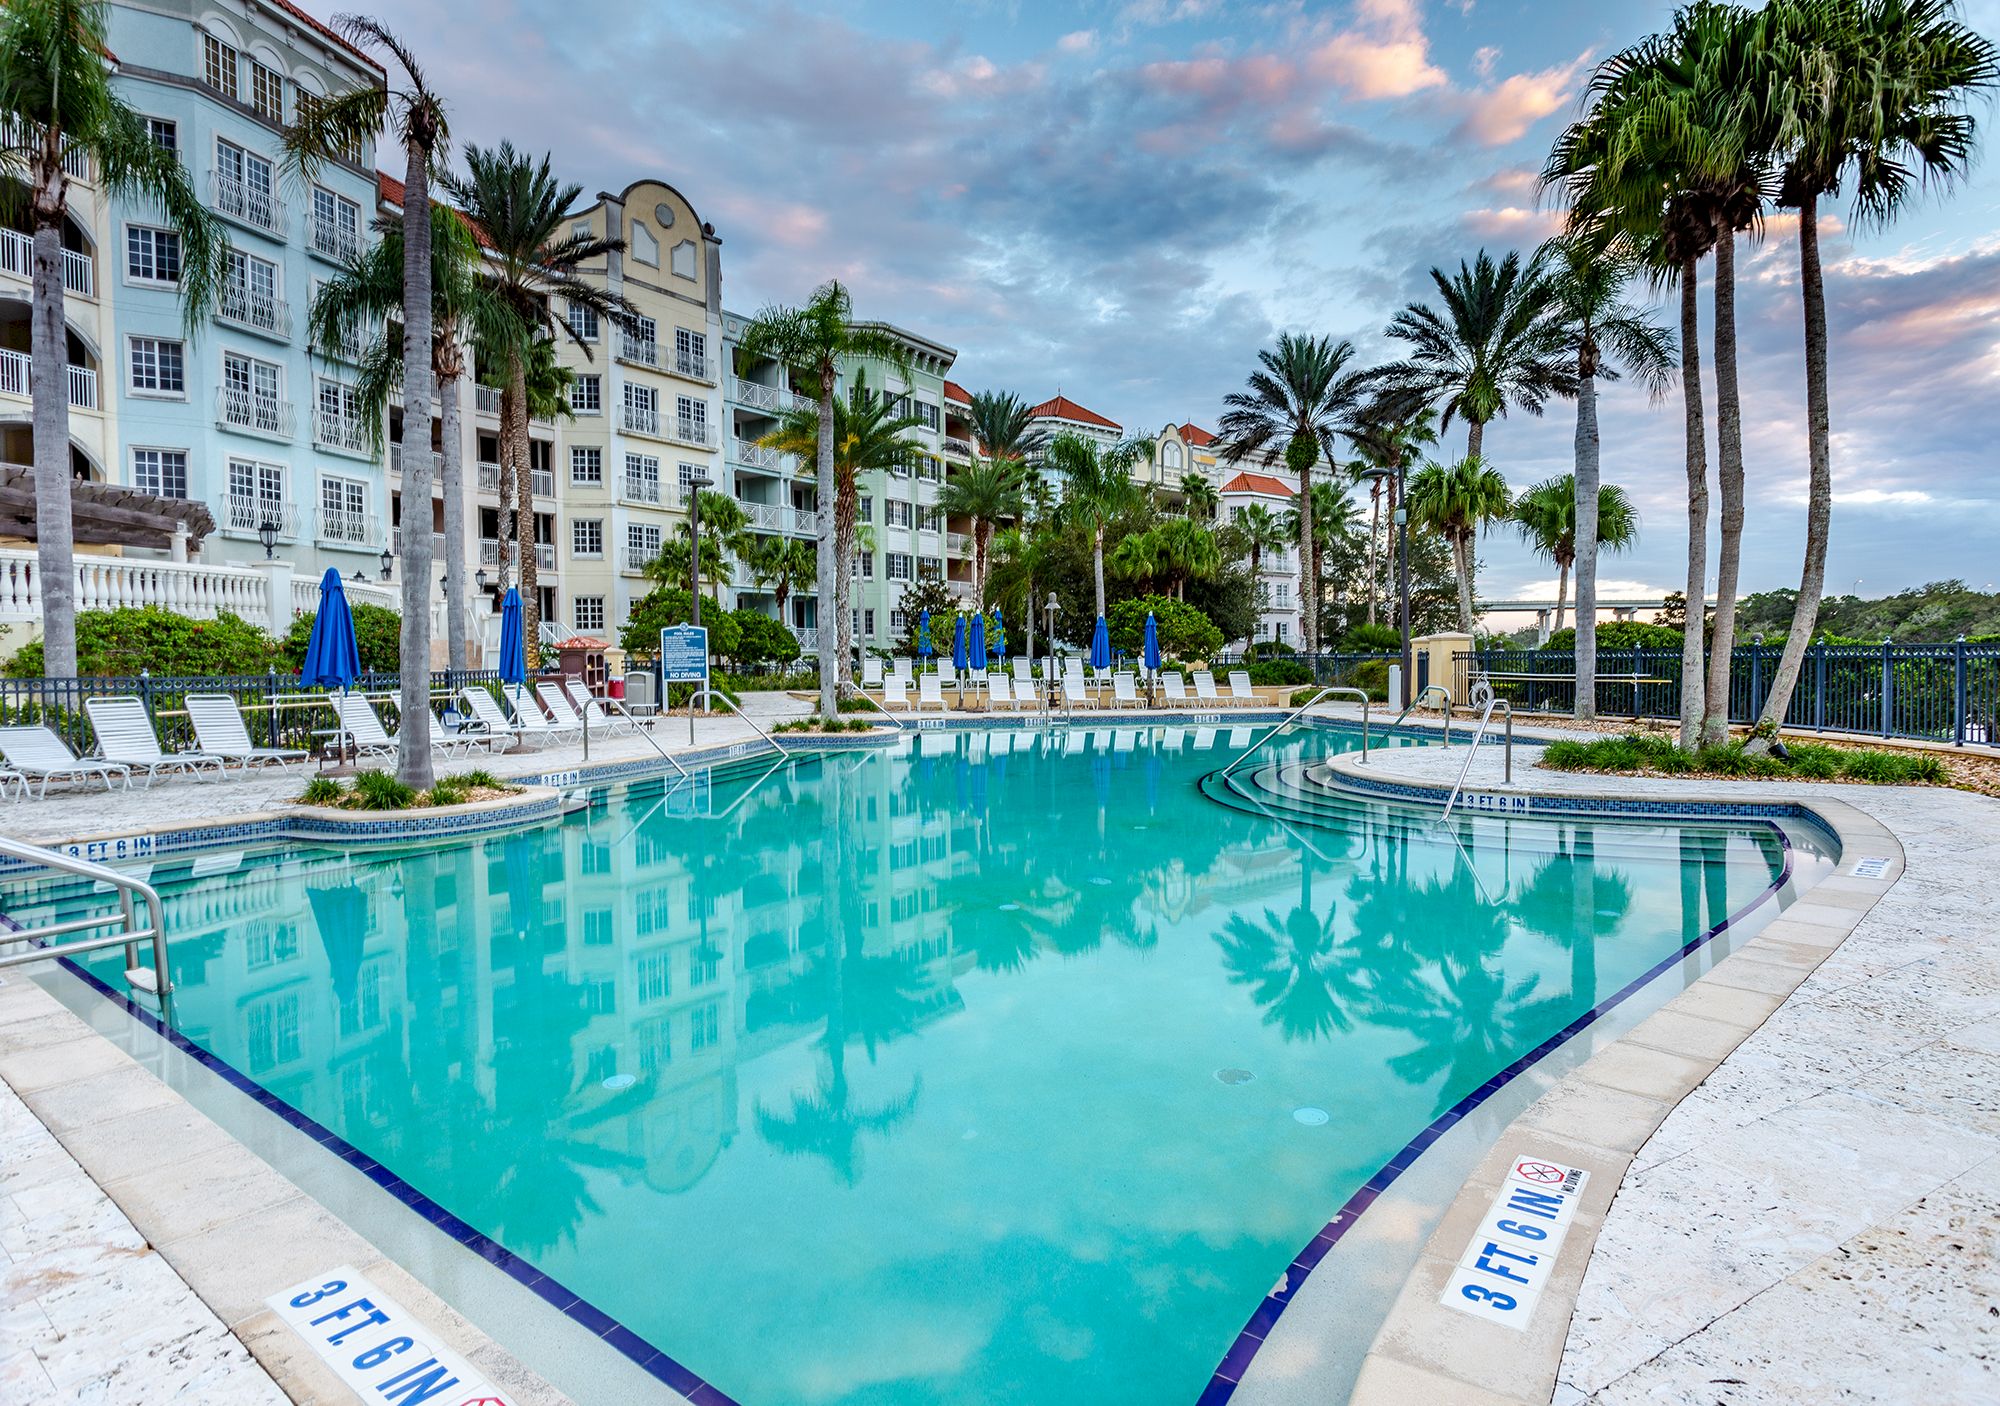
[1219,687,1370,779]
[0,836,172,996]
[1391,684,1454,745]
[694,688,791,756]
[845,690,907,729]
[1441,697,1513,819]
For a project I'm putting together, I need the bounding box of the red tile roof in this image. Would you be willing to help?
[270,0,385,71]
[1221,471,1295,498]
[1181,422,1216,447]
[377,171,493,248]
[1028,394,1120,431]
[943,379,973,406]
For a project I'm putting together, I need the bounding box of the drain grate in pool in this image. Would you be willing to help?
[601,1074,637,1091]
[1214,1068,1255,1085]
[1293,1107,1330,1126]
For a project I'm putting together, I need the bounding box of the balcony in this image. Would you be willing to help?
[730,438,788,472]
[945,532,971,556]
[728,376,783,412]
[0,118,90,181]
[475,384,502,416]
[208,171,286,237]
[536,542,556,570]
[943,436,975,459]
[306,217,359,265]
[224,496,296,537]
[621,471,662,505]
[671,417,711,449]
[216,386,295,439]
[317,506,378,546]
[673,350,711,382]
[216,284,291,339]
[624,543,658,572]
[314,407,371,455]
[479,537,498,565]
[736,499,816,536]
[0,350,96,409]
[477,460,498,492]
[622,402,659,438]
[0,230,93,296]
[616,331,659,369]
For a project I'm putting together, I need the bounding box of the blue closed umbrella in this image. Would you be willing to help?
[968,612,985,673]
[918,609,933,662]
[989,608,1007,663]
[1090,615,1111,671]
[300,569,361,688]
[498,586,526,685]
[952,613,968,672]
[1143,612,1162,673]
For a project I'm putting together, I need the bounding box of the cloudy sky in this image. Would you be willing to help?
[379,0,2000,602]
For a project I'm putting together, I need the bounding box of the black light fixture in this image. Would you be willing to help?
[351,570,366,583]
[379,547,394,581]
[257,517,279,560]
[475,566,489,594]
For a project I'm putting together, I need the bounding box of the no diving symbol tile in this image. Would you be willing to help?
[1850,856,1892,879]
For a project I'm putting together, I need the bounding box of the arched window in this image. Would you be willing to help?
[1161,441,1183,470]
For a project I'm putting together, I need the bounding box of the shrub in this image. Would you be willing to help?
[1340,622,1401,652]
[425,776,471,807]
[6,607,278,678]
[1542,733,1945,785]
[729,611,800,669]
[1541,620,1684,652]
[1246,659,1312,686]
[1107,595,1223,661]
[1242,638,1298,661]
[1340,658,1391,701]
[459,768,501,789]
[300,776,344,806]
[351,768,416,810]
[279,604,401,674]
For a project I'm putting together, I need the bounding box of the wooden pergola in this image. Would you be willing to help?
[0,468,215,551]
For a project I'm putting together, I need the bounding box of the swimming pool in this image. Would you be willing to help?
[25,724,1833,1404]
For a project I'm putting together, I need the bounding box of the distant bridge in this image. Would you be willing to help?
[1478,598,1670,644]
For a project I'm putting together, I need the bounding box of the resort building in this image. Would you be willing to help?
[1219,465,1302,646]
[719,309,820,647]
[1139,421,1223,513]
[103,0,390,580]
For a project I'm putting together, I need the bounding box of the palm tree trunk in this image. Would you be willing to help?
[1572,356,1601,722]
[834,478,856,697]
[973,523,989,605]
[510,355,539,666]
[1702,232,1746,747]
[29,204,76,677]
[1453,532,1476,635]
[495,381,516,592]
[1092,524,1106,622]
[814,376,837,717]
[1467,419,1485,463]
[394,135,437,788]
[439,366,468,671]
[1366,482,1381,627]
[1297,458,1318,654]
[1677,254,1710,751]
[1555,560,1570,635]
[1748,191,1830,755]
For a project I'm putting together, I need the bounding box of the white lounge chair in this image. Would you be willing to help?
[891,655,913,681]
[561,678,638,735]
[1061,661,1096,708]
[1193,670,1224,707]
[937,660,957,687]
[333,693,468,759]
[918,674,947,712]
[538,681,605,738]
[505,683,581,744]
[987,674,1019,712]
[84,696,228,784]
[1227,670,1258,707]
[457,688,523,749]
[185,694,307,771]
[1111,671,1141,708]
[0,725,131,796]
[1012,658,1034,690]
[1161,672,1189,706]
[862,658,885,688]
[884,676,914,712]
[968,666,988,694]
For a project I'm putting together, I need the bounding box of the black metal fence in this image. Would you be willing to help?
[0,670,503,754]
[1208,650,1401,684]
[1455,641,2000,747]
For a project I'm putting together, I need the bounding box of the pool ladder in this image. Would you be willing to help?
[1218,687,1372,780]
[1440,691,1514,820]
[0,835,173,998]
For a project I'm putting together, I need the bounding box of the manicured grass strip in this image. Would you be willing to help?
[1541,733,1947,785]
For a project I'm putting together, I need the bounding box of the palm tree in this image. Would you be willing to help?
[1285,481,1362,630]
[1510,475,1641,633]
[1349,407,1438,627]
[648,488,747,604]
[1045,432,1153,624]
[741,533,817,626]
[285,15,450,786]
[1407,456,1513,633]
[1745,0,1998,752]
[934,458,1025,605]
[966,389,1048,463]
[1109,517,1221,601]
[1227,502,1290,613]
[1536,233,1675,719]
[442,143,630,663]
[737,283,911,713]
[1217,333,1370,654]
[0,0,228,677]
[310,205,503,674]
[987,523,1057,665]
[1180,473,1220,521]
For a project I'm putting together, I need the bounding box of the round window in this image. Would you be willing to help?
[654,202,676,229]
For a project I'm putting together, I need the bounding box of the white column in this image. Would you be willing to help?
[256,559,295,632]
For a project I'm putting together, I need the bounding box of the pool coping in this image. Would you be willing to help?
[1211,741,1903,1406]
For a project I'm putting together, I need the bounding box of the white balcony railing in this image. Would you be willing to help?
[737,499,817,536]
[943,436,975,459]
[317,507,378,545]
[531,468,554,498]
[617,331,658,368]
[729,376,781,411]
[0,118,90,181]
[622,472,661,505]
[306,217,358,264]
[217,284,291,338]
[478,537,499,566]
[217,386,295,438]
[315,408,371,454]
[476,461,498,492]
[730,438,787,472]
[945,532,971,556]
[475,384,502,415]
[624,544,657,572]
[224,495,296,536]
[674,350,711,381]
[673,417,711,448]
[623,402,659,437]
[536,542,556,570]
[0,350,96,409]
[0,229,94,296]
[209,171,286,236]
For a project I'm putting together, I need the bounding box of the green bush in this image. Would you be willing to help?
[1541,620,1683,652]
[619,586,741,663]
[1246,659,1312,686]
[1107,595,1223,661]
[1542,732,1946,785]
[425,776,471,807]
[459,768,502,790]
[300,776,343,806]
[1242,638,1298,661]
[728,610,800,669]
[5,607,278,678]
[279,604,401,674]
[351,768,416,810]
[1340,622,1401,652]
[1340,658,1391,701]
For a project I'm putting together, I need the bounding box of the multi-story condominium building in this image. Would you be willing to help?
[104,1,389,579]
[719,309,818,646]
[1220,465,1302,647]
[1138,421,1222,512]
[555,180,725,643]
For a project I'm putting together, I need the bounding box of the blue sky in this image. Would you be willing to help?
[383,0,2000,603]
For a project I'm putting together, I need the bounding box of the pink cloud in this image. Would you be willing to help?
[1304,0,1447,100]
[1454,52,1591,147]
[1461,205,1563,239]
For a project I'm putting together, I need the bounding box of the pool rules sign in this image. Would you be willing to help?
[1439,1154,1590,1329]
[659,624,709,684]
[269,1266,517,1405]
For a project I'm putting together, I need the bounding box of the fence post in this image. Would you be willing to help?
[1750,635,1764,722]
[138,667,153,723]
[1880,638,1893,738]
[1812,638,1826,732]
[1954,636,1967,747]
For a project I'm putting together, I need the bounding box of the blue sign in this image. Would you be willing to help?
[660,625,710,683]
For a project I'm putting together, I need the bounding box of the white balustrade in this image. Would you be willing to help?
[0,548,283,628]
[0,349,98,407]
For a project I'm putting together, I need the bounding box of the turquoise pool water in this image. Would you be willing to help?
[41,725,1830,1404]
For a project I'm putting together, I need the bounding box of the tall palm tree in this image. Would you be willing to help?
[987,522,1057,664]
[1227,502,1290,609]
[1179,473,1219,521]
[741,533,817,627]
[1349,407,1438,627]
[1109,517,1221,601]
[286,15,450,786]
[442,143,630,663]
[1510,475,1641,633]
[0,0,228,677]
[1285,481,1362,629]
[1217,333,1370,654]
[1046,432,1153,623]
[934,458,1024,605]
[966,389,1048,464]
[1407,456,1513,633]
[760,369,923,696]
[738,283,910,713]
[309,205,504,674]
[1745,0,1998,751]
[1378,249,1574,466]
[1535,232,1674,715]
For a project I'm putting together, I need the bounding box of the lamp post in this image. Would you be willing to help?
[379,547,393,582]
[687,470,713,714]
[1043,591,1059,709]
[1362,462,1413,708]
[257,518,279,561]
[475,566,488,596]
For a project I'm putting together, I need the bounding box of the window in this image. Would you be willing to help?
[623,454,660,503]
[886,552,913,581]
[126,226,181,283]
[674,327,706,378]
[851,551,873,579]
[626,522,662,570]
[920,555,944,578]
[214,139,277,230]
[630,221,658,266]
[319,475,369,542]
[636,952,671,1004]
[221,248,282,332]
[567,301,599,343]
[146,117,178,154]
[574,595,605,633]
[248,59,285,123]
[131,448,188,499]
[676,463,702,501]
[570,375,600,413]
[622,314,656,364]
[222,352,286,435]
[572,519,603,558]
[858,495,872,523]
[671,239,697,280]
[675,396,707,444]
[128,337,185,395]
[227,458,285,530]
[310,187,360,262]
[1273,581,1290,608]
[885,499,912,529]
[623,382,658,434]
[315,379,367,452]
[891,609,909,634]
[919,506,942,532]
[1274,621,1288,642]
[913,400,940,432]
[863,609,876,637]
[570,446,602,485]
[203,33,239,100]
